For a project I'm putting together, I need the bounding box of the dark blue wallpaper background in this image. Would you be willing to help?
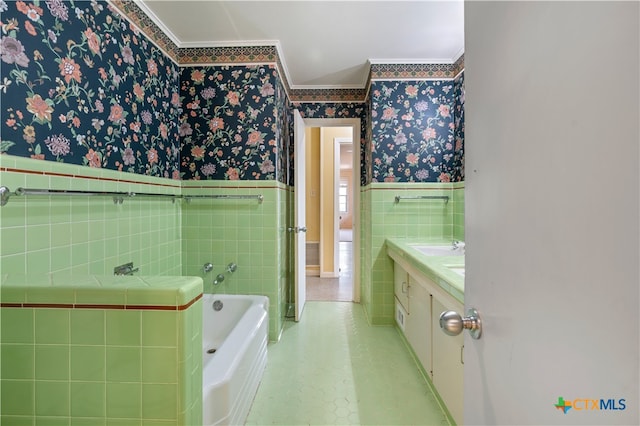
[453,72,465,181]
[370,78,464,183]
[1,0,464,185]
[179,65,284,181]
[1,0,181,178]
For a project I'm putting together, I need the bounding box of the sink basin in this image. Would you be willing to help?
[410,245,464,256]
[447,266,465,277]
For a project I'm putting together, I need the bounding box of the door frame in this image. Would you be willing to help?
[293,110,307,321]
[300,118,361,302]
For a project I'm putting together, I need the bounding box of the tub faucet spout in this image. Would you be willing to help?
[213,273,225,287]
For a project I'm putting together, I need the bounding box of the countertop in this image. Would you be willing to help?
[385,238,465,303]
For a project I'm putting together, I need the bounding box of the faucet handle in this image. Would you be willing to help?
[452,241,466,250]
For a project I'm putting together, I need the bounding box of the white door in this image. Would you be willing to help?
[462,2,639,425]
[293,109,307,321]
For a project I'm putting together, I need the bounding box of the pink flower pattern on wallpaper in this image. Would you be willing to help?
[452,73,465,181]
[1,0,181,179]
[370,79,464,182]
[179,65,284,181]
[1,0,464,185]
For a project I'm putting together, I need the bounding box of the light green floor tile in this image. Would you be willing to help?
[246,302,449,426]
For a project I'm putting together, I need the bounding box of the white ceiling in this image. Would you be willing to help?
[137,0,465,89]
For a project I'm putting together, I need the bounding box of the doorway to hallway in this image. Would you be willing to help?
[304,126,355,302]
[306,238,353,301]
[291,118,360,309]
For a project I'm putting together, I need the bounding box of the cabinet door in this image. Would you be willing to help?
[404,276,431,377]
[393,262,410,313]
[432,297,464,425]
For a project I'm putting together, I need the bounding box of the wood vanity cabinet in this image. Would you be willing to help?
[391,253,464,425]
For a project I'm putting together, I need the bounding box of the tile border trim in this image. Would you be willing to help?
[1,167,181,190]
[0,293,202,311]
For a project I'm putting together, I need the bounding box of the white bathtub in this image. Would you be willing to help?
[202,293,269,426]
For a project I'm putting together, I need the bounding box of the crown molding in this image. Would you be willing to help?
[131,0,181,47]
[179,40,280,49]
[288,84,366,90]
[110,0,180,62]
[452,47,466,64]
[368,58,457,65]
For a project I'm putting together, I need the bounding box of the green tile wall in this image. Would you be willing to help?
[0,155,285,342]
[360,182,464,325]
[0,299,201,425]
[360,187,372,322]
[0,155,464,337]
[276,186,295,333]
[0,156,182,276]
[452,184,465,241]
[0,276,203,424]
[181,181,288,341]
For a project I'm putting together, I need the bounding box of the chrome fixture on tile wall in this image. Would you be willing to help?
[394,195,450,204]
[114,262,139,276]
[0,186,263,206]
[212,262,238,286]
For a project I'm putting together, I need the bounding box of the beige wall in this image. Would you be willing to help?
[305,127,321,243]
[305,128,320,275]
[320,127,352,276]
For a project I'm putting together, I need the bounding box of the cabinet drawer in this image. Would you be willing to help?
[394,262,410,312]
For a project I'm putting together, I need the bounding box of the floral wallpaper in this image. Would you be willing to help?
[370,79,464,183]
[0,0,464,185]
[179,65,283,181]
[453,72,465,181]
[0,0,181,178]
[290,102,368,186]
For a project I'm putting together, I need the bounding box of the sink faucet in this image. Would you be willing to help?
[452,241,466,252]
